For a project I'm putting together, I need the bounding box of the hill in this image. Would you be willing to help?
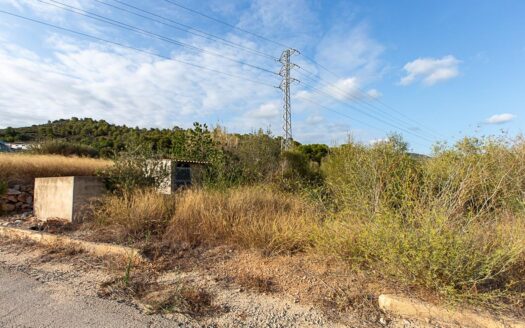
[0,118,203,158]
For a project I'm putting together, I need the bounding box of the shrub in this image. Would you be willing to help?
[31,140,100,158]
[318,135,525,303]
[100,146,169,193]
[322,136,420,217]
[316,209,525,301]
[424,137,525,215]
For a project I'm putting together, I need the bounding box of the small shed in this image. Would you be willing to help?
[155,159,208,194]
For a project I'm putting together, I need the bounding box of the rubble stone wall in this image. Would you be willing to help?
[0,184,34,213]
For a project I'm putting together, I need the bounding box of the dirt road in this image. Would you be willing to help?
[0,240,357,328]
[0,265,181,328]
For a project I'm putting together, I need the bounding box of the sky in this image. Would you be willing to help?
[0,0,523,153]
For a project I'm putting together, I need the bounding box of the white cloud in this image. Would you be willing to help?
[0,35,277,130]
[0,0,88,21]
[0,1,389,147]
[305,115,324,125]
[328,77,360,100]
[367,89,381,98]
[238,0,319,46]
[400,55,460,86]
[485,113,516,124]
[248,101,280,119]
[315,24,384,79]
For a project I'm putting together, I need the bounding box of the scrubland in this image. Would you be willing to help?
[90,136,525,314]
[2,135,525,316]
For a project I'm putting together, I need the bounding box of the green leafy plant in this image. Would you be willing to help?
[0,179,7,195]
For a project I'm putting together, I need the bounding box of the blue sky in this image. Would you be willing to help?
[0,0,523,153]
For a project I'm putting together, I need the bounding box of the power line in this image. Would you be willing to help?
[297,61,446,140]
[38,0,279,77]
[162,0,289,49]
[295,68,441,140]
[92,0,278,61]
[156,0,440,143]
[299,96,428,149]
[299,81,435,143]
[0,10,277,88]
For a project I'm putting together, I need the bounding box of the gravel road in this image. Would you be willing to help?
[0,266,182,328]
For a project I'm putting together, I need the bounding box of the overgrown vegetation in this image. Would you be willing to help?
[318,135,525,304]
[91,133,525,311]
[3,117,524,312]
[31,140,100,158]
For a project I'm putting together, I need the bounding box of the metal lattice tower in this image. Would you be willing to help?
[279,48,298,151]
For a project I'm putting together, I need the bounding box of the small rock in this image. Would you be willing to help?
[7,189,21,196]
[379,316,387,325]
[1,203,15,212]
[14,220,22,225]
[17,193,28,203]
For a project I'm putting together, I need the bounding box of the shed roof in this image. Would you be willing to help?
[171,159,209,165]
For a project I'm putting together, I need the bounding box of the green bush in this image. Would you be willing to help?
[100,148,169,194]
[322,135,420,217]
[317,135,525,303]
[31,140,99,158]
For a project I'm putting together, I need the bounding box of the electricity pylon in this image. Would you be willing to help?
[279,48,298,151]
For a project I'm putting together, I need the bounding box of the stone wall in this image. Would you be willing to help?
[0,184,34,213]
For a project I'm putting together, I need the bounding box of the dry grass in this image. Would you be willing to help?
[0,153,112,184]
[92,189,176,243]
[92,186,318,255]
[165,186,318,254]
[236,271,281,293]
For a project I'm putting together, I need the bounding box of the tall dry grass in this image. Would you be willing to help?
[0,153,112,184]
[165,186,318,254]
[93,186,318,254]
[93,189,176,242]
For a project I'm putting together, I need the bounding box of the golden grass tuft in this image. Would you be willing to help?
[165,186,318,254]
[0,153,112,184]
[93,189,176,242]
